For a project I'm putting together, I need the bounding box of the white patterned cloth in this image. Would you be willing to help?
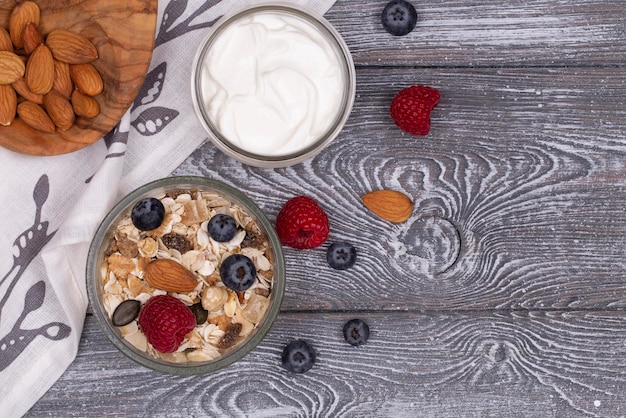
[0,1,337,416]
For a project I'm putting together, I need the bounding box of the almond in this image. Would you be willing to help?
[0,84,17,126]
[45,29,98,64]
[25,44,54,94]
[12,77,43,104]
[52,60,73,98]
[9,1,40,49]
[71,90,100,118]
[144,259,199,293]
[43,90,75,130]
[0,28,13,52]
[361,190,413,223]
[17,101,55,133]
[22,22,44,55]
[0,51,25,84]
[69,63,103,96]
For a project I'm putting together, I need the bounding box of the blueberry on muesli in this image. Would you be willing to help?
[220,253,257,291]
[131,197,165,231]
[208,213,237,242]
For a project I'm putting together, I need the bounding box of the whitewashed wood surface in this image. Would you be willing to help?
[26,0,626,417]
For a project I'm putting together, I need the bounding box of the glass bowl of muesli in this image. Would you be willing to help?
[86,176,285,374]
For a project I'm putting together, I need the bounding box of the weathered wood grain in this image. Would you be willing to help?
[25,311,626,417]
[172,67,626,312]
[326,0,626,66]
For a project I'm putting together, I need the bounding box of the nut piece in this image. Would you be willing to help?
[25,44,54,94]
[69,63,103,96]
[144,259,199,293]
[0,28,13,52]
[52,60,73,98]
[43,90,75,130]
[0,51,25,84]
[71,90,100,118]
[22,22,44,55]
[361,190,413,223]
[12,77,43,104]
[17,101,55,133]
[9,1,40,49]
[0,84,17,126]
[45,29,98,64]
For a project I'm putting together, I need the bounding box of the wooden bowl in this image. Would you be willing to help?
[0,0,157,156]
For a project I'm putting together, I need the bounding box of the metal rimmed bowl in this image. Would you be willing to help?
[191,2,356,167]
[86,176,285,375]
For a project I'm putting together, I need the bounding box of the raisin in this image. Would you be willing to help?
[218,323,243,349]
[162,233,191,254]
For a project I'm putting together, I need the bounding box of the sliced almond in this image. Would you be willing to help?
[361,190,413,223]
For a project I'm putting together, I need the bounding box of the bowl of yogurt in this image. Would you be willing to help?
[191,2,356,167]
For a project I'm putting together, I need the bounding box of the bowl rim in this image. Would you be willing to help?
[190,1,356,167]
[86,176,285,375]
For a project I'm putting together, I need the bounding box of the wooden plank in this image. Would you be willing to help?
[326,0,626,66]
[173,67,626,311]
[25,311,626,417]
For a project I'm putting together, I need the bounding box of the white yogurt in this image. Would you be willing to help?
[200,10,345,157]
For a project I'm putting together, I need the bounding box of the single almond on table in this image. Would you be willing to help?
[9,1,40,49]
[0,51,26,84]
[69,63,103,96]
[144,258,199,293]
[361,190,413,223]
[17,101,55,133]
[45,29,98,64]
[71,90,100,118]
[0,84,17,126]
[0,28,13,52]
[25,44,54,94]
[43,90,74,130]
[12,77,43,104]
[22,22,44,55]
[52,60,73,98]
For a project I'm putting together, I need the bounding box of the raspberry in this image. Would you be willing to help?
[390,85,440,136]
[138,295,196,353]
[275,196,329,249]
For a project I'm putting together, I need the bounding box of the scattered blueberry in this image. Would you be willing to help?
[281,339,316,373]
[381,0,418,36]
[131,197,165,231]
[112,299,141,327]
[219,254,257,291]
[343,319,370,346]
[326,242,357,270]
[208,213,238,242]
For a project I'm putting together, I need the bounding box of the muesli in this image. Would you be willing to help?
[100,189,273,363]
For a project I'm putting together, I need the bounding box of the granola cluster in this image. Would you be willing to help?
[100,189,273,363]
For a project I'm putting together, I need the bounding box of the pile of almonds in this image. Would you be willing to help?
[0,1,103,132]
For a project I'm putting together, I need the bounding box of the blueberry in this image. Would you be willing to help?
[326,242,357,270]
[381,0,418,36]
[131,197,165,231]
[343,319,370,346]
[281,339,316,373]
[219,254,257,291]
[208,214,237,242]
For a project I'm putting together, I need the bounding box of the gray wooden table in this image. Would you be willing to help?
[26,0,626,416]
